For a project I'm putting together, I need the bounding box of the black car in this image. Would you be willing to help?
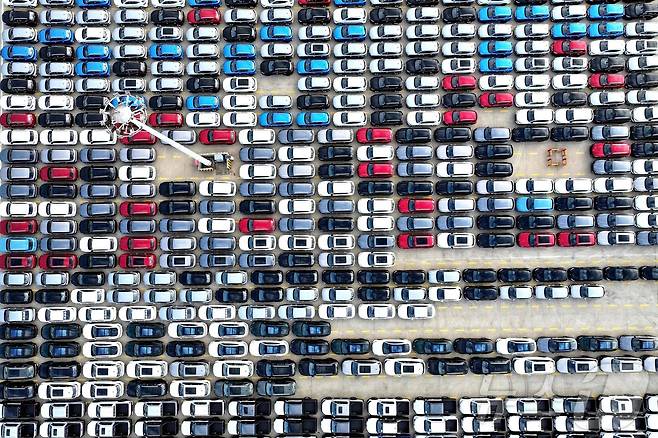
[369,76,403,92]
[511,127,550,142]
[359,181,394,196]
[396,128,432,143]
[577,336,618,352]
[79,219,117,234]
[369,7,403,23]
[434,127,471,142]
[39,113,73,128]
[297,94,329,110]
[322,270,355,284]
[498,268,532,283]
[318,217,353,232]
[40,184,77,199]
[632,125,658,141]
[463,269,496,283]
[331,339,370,355]
[0,343,35,360]
[475,144,513,161]
[555,196,593,211]
[594,108,631,124]
[0,400,38,418]
[2,10,37,25]
[318,145,352,161]
[39,45,74,61]
[357,287,391,301]
[594,196,633,210]
[226,0,257,6]
[370,94,403,109]
[427,358,469,375]
[286,270,318,285]
[590,56,625,73]
[632,142,658,157]
[470,357,513,374]
[126,322,165,339]
[290,339,330,356]
[640,266,658,280]
[39,361,80,379]
[0,381,35,400]
[250,288,283,302]
[516,215,555,230]
[393,270,425,285]
[477,215,515,230]
[159,200,196,215]
[626,2,658,18]
[81,254,117,269]
[0,79,35,94]
[475,162,513,177]
[0,290,31,305]
[453,337,494,354]
[72,272,105,287]
[159,181,196,197]
[551,91,587,107]
[405,59,439,75]
[603,266,639,281]
[0,324,36,340]
[187,77,221,93]
[476,233,515,248]
[260,60,294,76]
[149,95,183,110]
[292,321,331,337]
[179,271,212,287]
[256,359,296,377]
[442,93,477,108]
[125,341,164,357]
[74,112,106,128]
[239,200,275,215]
[298,7,330,23]
[298,358,339,376]
[551,126,589,142]
[442,6,475,22]
[251,270,284,285]
[250,321,289,338]
[278,253,314,268]
[413,338,453,354]
[357,270,390,285]
[40,342,79,358]
[112,61,147,76]
[151,8,184,24]
[371,111,404,126]
[398,181,434,195]
[627,72,658,89]
[223,25,256,42]
[568,267,604,282]
[318,164,354,179]
[533,267,568,282]
[76,95,108,110]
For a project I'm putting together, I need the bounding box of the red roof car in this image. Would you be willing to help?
[356,128,392,144]
[0,255,36,270]
[119,253,156,269]
[187,8,221,24]
[589,73,625,89]
[200,129,236,145]
[551,40,587,55]
[119,201,157,217]
[0,112,36,128]
[357,163,394,178]
[298,0,330,5]
[443,110,477,125]
[148,113,183,128]
[442,75,477,91]
[38,254,77,270]
[120,130,157,145]
[397,233,435,249]
[397,198,435,213]
[239,218,276,233]
[557,232,596,247]
[119,236,157,251]
[479,92,513,108]
[590,142,631,158]
[517,232,555,248]
[0,220,37,235]
[39,166,78,182]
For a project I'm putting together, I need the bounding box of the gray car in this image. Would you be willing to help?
[40,220,77,235]
[278,182,314,197]
[120,183,155,198]
[0,184,36,199]
[40,237,76,252]
[160,237,196,251]
[0,148,37,164]
[120,219,156,234]
[40,148,76,163]
[278,164,315,179]
[476,197,515,212]
[536,336,577,353]
[278,218,315,232]
[199,200,235,215]
[596,213,635,228]
[80,147,116,163]
[80,184,116,199]
[397,162,433,177]
[239,147,275,162]
[358,234,395,249]
[592,159,632,175]
[239,182,276,197]
[238,254,276,268]
[474,127,511,143]
[556,214,595,229]
[319,199,354,214]
[317,129,353,144]
[215,380,253,398]
[256,379,295,397]
[637,231,658,246]
[159,219,196,233]
[199,237,236,251]
[278,129,314,144]
[590,125,629,141]
[200,254,237,268]
[0,167,36,182]
[436,215,474,230]
[163,130,196,145]
[397,216,434,231]
[396,145,433,160]
[80,202,116,218]
[119,147,155,162]
[159,254,196,269]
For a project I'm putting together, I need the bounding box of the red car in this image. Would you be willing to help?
[551,40,587,55]
[397,198,435,213]
[517,232,555,248]
[442,75,477,91]
[200,129,236,145]
[479,92,513,108]
[590,142,631,158]
[119,201,157,217]
[298,0,330,5]
[119,253,157,269]
[39,166,78,181]
[357,163,394,178]
[443,110,477,125]
[119,236,157,251]
[0,220,37,235]
[557,232,596,247]
[38,254,77,270]
[0,255,36,270]
[239,218,276,233]
[397,233,435,249]
[120,130,157,145]
[187,8,221,24]
[0,112,36,128]
[356,128,391,144]
[589,73,625,89]
[148,113,183,128]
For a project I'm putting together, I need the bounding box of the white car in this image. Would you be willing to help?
[405,76,440,90]
[593,177,633,193]
[633,159,658,175]
[554,178,592,193]
[515,109,554,125]
[398,304,435,320]
[590,39,625,56]
[515,178,553,194]
[277,146,315,162]
[570,284,605,299]
[428,287,461,301]
[407,41,440,56]
[600,357,643,374]
[357,251,395,268]
[515,40,550,55]
[369,42,403,57]
[277,305,314,320]
[441,41,475,56]
[626,39,658,55]
[199,181,236,197]
[318,234,355,250]
[499,286,533,300]
[333,7,367,23]
[436,233,475,248]
[480,75,514,90]
[80,237,117,253]
[441,24,475,39]
[357,198,395,214]
[372,339,411,356]
[318,304,355,320]
[278,199,315,215]
[552,73,588,90]
[358,304,395,320]
[383,358,425,376]
[552,4,586,20]
[297,77,331,91]
[590,91,626,107]
[370,58,403,74]
[333,77,367,93]
[436,162,474,177]
[478,24,512,39]
[278,235,315,251]
[626,21,658,37]
[514,23,549,39]
[496,337,537,355]
[535,285,568,299]
[357,216,395,232]
[213,360,253,378]
[357,145,394,162]
[239,164,277,180]
[441,58,475,74]
[413,415,459,433]
[514,91,550,107]
[515,74,550,90]
[513,357,556,374]
[632,106,658,123]
[198,218,235,234]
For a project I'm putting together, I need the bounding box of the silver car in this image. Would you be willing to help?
[396,216,434,231]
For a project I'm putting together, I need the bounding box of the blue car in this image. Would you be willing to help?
[479,57,513,73]
[478,6,512,22]
[75,61,111,77]
[333,25,367,41]
[1,46,37,61]
[551,23,587,39]
[259,26,293,42]
[189,0,221,6]
[223,44,256,59]
[222,60,255,76]
[259,112,292,127]
[0,237,37,253]
[296,59,330,75]
[516,197,553,212]
[588,4,624,20]
[334,0,366,5]
[296,112,330,127]
[38,28,74,45]
[148,44,183,60]
[588,22,624,38]
[76,45,111,61]
[75,0,111,6]
[478,41,513,56]
[185,95,220,111]
[515,5,549,21]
